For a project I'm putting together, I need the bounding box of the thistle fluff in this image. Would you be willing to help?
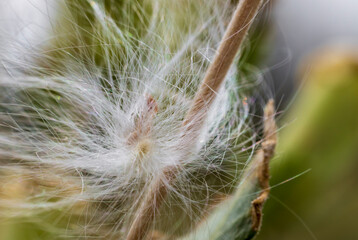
[0,0,263,238]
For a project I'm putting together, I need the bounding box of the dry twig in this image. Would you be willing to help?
[251,99,277,231]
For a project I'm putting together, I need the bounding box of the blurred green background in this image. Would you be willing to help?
[257,0,358,239]
[259,49,358,240]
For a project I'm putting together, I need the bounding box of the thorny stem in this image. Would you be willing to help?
[126,0,265,239]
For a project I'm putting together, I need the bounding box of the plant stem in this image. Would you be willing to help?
[184,0,264,130]
[126,1,264,239]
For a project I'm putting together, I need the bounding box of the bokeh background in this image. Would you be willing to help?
[259,0,358,239]
[1,0,358,239]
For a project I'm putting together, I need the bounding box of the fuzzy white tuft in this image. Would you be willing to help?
[0,0,266,238]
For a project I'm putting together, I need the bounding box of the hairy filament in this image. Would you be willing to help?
[126,1,264,239]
